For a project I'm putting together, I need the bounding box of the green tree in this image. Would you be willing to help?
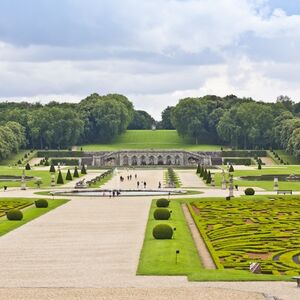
[73,166,79,178]
[57,171,64,184]
[66,169,72,181]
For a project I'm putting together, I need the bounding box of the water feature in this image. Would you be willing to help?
[54,189,185,197]
[0,175,34,182]
[240,174,300,182]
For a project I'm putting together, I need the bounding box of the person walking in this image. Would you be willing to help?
[137,181,140,188]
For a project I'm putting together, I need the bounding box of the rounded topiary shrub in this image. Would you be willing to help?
[153,208,171,220]
[35,199,48,208]
[156,198,169,207]
[152,224,173,239]
[244,187,255,195]
[6,209,23,221]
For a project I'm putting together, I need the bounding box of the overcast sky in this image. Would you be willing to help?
[0,0,300,119]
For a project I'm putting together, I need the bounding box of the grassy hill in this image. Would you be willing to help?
[79,130,222,151]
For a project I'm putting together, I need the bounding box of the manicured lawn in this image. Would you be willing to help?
[276,150,300,165]
[138,196,291,281]
[0,166,82,189]
[137,199,202,275]
[213,166,300,191]
[80,130,223,151]
[0,198,68,236]
[189,195,300,276]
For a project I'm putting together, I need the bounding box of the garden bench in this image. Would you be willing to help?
[293,276,300,287]
[277,190,292,195]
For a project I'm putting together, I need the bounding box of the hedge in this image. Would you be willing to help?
[6,209,23,220]
[152,224,173,239]
[153,208,171,220]
[37,150,84,157]
[156,198,170,207]
[223,158,252,165]
[51,158,79,166]
[35,199,48,208]
[221,150,267,157]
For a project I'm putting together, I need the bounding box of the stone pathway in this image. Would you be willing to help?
[182,204,216,269]
[102,169,165,190]
[176,169,207,188]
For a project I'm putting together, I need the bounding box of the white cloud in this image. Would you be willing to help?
[0,0,299,119]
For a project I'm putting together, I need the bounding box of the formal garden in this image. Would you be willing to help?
[0,198,67,237]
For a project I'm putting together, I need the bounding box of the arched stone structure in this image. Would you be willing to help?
[90,150,212,167]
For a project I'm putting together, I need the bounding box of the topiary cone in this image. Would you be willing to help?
[57,170,64,184]
[66,169,72,181]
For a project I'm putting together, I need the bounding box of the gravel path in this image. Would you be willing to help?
[182,204,216,269]
[0,287,265,300]
[176,169,206,188]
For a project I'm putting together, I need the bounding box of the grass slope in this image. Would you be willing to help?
[80,130,222,151]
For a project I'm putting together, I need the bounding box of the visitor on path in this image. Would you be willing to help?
[144,181,146,189]
[137,181,140,188]
[3,186,7,191]
[235,184,239,190]
[158,181,161,189]
[135,174,137,179]
[112,190,115,197]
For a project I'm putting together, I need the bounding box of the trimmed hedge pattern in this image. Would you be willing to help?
[37,151,84,157]
[223,158,252,165]
[51,158,79,166]
[189,197,300,275]
[0,200,31,217]
[221,150,267,157]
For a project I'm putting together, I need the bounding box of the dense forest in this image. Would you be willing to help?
[0,93,299,160]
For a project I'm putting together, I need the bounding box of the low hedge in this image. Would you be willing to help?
[6,209,23,221]
[152,224,173,239]
[156,198,170,207]
[37,150,84,157]
[35,199,48,208]
[51,158,79,166]
[223,158,252,165]
[221,150,267,157]
[153,208,171,220]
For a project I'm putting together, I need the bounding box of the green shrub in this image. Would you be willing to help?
[152,224,173,239]
[44,160,50,166]
[206,171,212,184]
[51,158,79,166]
[49,164,56,172]
[229,165,234,172]
[25,163,31,170]
[156,198,169,207]
[35,199,48,208]
[153,208,171,220]
[244,188,255,195]
[6,209,23,221]
[57,170,64,184]
[36,150,84,157]
[196,164,201,174]
[73,166,79,178]
[66,169,72,181]
[258,163,262,170]
[17,159,22,165]
[221,150,267,157]
[81,164,87,174]
[223,158,252,165]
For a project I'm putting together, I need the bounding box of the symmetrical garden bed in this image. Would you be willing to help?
[189,196,300,275]
[0,199,32,217]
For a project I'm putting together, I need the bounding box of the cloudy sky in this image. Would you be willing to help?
[0,0,300,119]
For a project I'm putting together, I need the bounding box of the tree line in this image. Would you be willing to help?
[0,93,299,160]
[170,95,300,159]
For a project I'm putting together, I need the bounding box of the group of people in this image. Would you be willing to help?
[119,174,138,182]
